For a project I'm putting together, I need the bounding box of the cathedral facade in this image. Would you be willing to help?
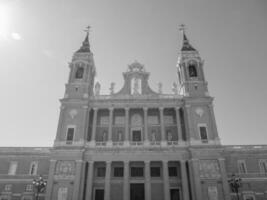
[0,30,267,200]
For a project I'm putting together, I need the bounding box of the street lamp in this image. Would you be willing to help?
[32,175,47,200]
[228,174,242,200]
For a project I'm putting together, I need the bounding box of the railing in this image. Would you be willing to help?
[130,142,144,146]
[167,141,179,145]
[95,142,107,146]
[150,141,161,146]
[113,142,124,146]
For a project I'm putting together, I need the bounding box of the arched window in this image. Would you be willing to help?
[75,67,84,79]
[188,64,197,77]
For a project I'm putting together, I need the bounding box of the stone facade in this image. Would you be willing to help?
[0,31,267,200]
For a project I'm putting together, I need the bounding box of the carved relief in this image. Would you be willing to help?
[131,114,142,126]
[199,160,220,179]
[69,109,78,119]
[195,107,204,117]
[54,161,76,180]
[131,77,142,95]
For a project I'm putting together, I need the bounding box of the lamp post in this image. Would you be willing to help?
[228,174,242,200]
[32,175,47,200]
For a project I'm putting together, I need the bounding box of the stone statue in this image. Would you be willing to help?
[95,82,101,96]
[158,82,162,94]
[133,77,140,94]
[151,131,156,141]
[172,82,178,94]
[110,82,115,95]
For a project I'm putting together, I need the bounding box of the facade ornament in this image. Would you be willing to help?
[172,82,178,94]
[133,77,140,95]
[195,107,204,117]
[158,82,162,94]
[109,82,115,95]
[95,82,101,96]
[69,109,78,119]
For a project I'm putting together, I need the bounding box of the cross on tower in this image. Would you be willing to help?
[179,24,186,34]
[84,25,91,35]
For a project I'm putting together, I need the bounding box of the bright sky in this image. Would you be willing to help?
[0,0,266,146]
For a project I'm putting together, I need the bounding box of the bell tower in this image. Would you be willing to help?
[54,27,96,147]
[177,25,209,97]
[177,25,220,145]
[65,27,96,99]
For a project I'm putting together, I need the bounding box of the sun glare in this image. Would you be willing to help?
[0,4,10,40]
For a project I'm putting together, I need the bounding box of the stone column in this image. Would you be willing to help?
[180,160,190,200]
[175,107,183,142]
[91,108,98,144]
[104,161,111,200]
[85,161,94,200]
[163,160,170,200]
[123,161,130,200]
[159,107,166,145]
[143,107,149,144]
[45,159,57,200]
[72,160,84,200]
[108,108,114,146]
[184,105,194,142]
[219,158,230,200]
[125,108,129,145]
[145,161,151,200]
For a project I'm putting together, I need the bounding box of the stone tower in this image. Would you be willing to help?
[177,29,220,145]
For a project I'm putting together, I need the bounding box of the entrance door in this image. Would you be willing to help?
[170,189,180,200]
[95,189,104,200]
[130,183,144,200]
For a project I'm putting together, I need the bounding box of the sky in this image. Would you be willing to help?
[0,0,266,146]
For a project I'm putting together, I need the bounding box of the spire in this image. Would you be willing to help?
[76,26,91,53]
[179,24,196,51]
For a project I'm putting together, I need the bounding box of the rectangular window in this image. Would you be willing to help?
[150,167,161,177]
[29,161,38,175]
[8,161,17,175]
[96,167,106,177]
[259,160,267,173]
[168,167,177,177]
[4,184,11,191]
[66,127,75,144]
[237,160,247,174]
[131,167,144,177]
[113,167,123,177]
[199,126,208,142]
[132,130,142,142]
[25,184,33,192]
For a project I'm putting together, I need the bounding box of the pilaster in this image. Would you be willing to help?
[160,107,166,146]
[180,160,190,200]
[145,161,151,200]
[107,108,114,146]
[104,161,111,200]
[91,108,98,144]
[45,159,57,200]
[72,160,84,200]
[143,107,149,144]
[163,160,170,200]
[175,107,183,141]
[123,161,130,200]
[125,108,129,146]
[85,161,94,200]
[219,158,230,200]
